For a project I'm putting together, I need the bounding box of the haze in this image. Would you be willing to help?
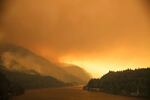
[0,0,150,77]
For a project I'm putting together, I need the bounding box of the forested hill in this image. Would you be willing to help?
[0,68,24,100]
[0,65,65,89]
[84,68,150,98]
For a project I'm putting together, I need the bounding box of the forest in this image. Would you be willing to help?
[0,67,24,100]
[84,68,150,98]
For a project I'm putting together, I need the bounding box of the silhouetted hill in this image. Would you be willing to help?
[0,43,89,84]
[84,68,150,98]
[0,65,65,89]
[0,68,24,100]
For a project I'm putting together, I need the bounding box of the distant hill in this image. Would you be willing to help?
[62,64,91,83]
[84,68,150,98]
[0,43,90,84]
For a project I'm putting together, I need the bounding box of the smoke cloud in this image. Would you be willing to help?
[0,0,150,76]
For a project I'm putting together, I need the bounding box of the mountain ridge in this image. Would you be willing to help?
[0,43,90,84]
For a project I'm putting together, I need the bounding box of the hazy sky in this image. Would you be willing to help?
[0,0,150,77]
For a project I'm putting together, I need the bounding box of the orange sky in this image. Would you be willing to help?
[0,0,150,77]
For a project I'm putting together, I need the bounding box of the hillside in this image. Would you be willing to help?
[63,64,91,83]
[0,65,65,89]
[0,68,24,100]
[84,68,150,98]
[0,43,90,84]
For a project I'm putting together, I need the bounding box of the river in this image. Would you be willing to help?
[12,87,147,100]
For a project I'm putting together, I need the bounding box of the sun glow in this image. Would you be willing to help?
[59,55,149,78]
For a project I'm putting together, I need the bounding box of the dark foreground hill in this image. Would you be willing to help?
[0,65,65,89]
[84,68,150,98]
[0,68,24,100]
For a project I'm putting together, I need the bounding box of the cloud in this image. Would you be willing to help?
[0,0,150,64]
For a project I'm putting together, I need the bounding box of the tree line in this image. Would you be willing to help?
[0,69,24,100]
[84,68,150,98]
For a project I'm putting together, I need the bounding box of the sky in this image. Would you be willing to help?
[0,0,150,77]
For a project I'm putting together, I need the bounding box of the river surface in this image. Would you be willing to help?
[12,87,148,100]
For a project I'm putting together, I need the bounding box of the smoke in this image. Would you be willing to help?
[0,0,150,65]
[0,0,5,14]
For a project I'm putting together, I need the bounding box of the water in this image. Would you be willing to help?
[12,87,147,100]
